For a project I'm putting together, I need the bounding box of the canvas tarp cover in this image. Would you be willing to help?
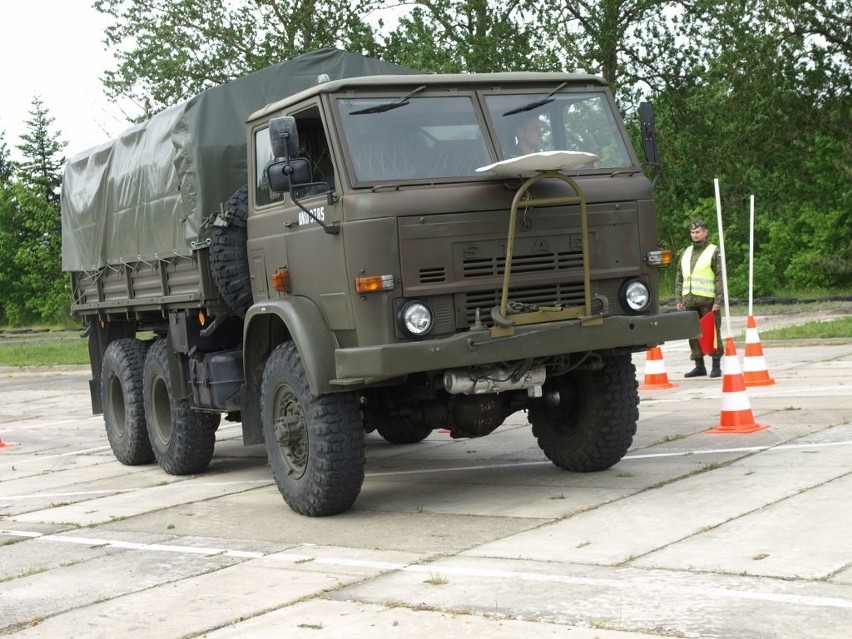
[61,48,416,272]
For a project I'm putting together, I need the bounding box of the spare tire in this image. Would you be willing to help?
[210,186,252,316]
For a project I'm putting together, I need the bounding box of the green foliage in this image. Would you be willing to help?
[67,0,850,301]
[0,181,70,325]
[15,97,66,206]
[0,131,13,182]
[381,1,557,73]
[538,0,677,104]
[94,0,385,117]
[650,0,851,296]
[0,100,69,326]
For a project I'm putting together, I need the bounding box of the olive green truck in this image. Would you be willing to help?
[61,49,699,516]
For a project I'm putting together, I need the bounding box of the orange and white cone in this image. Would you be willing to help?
[638,347,677,390]
[707,337,769,434]
[742,315,775,387]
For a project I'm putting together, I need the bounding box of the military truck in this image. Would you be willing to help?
[62,49,699,517]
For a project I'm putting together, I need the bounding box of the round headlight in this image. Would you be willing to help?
[398,300,434,336]
[622,280,651,313]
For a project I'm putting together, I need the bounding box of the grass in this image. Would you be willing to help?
[758,316,852,341]
[0,334,89,367]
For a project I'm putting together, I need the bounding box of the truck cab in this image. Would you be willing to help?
[234,73,698,514]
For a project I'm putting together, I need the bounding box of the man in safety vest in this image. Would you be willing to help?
[675,218,723,377]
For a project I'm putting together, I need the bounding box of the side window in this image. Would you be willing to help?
[254,128,281,207]
[292,123,335,198]
[255,107,336,206]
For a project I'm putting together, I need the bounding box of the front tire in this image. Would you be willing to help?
[101,339,154,465]
[143,339,216,475]
[530,354,638,472]
[261,342,365,516]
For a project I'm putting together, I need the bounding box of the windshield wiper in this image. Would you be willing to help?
[349,85,427,115]
[502,82,568,116]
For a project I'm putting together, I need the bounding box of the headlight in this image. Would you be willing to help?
[398,300,434,337]
[620,279,651,313]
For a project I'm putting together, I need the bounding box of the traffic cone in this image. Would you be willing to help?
[638,346,677,390]
[742,315,775,387]
[707,337,769,434]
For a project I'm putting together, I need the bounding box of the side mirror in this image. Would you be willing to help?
[638,102,658,165]
[269,116,299,158]
[267,157,313,192]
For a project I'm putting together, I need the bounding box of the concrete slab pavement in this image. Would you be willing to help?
[1,337,851,638]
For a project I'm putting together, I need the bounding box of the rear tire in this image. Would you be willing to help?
[143,339,216,475]
[101,339,154,465]
[261,342,365,516]
[530,354,638,472]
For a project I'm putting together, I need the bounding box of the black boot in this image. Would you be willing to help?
[710,357,722,378]
[685,358,707,378]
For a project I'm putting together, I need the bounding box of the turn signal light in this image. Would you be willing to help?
[355,274,395,294]
[271,268,291,292]
[646,249,672,266]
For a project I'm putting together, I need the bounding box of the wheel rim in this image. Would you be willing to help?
[106,373,126,436]
[272,383,308,479]
[150,373,172,445]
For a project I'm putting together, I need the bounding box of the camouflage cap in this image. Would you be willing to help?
[690,218,707,230]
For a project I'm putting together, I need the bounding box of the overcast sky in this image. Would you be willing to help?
[0,0,129,162]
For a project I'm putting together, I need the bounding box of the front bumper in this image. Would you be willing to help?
[332,311,699,385]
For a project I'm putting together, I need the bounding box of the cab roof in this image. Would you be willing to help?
[248,72,608,123]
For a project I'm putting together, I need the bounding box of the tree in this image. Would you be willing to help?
[380,0,557,73]
[0,100,69,324]
[650,0,851,294]
[90,0,851,296]
[16,96,67,206]
[94,0,385,117]
[0,181,68,324]
[0,131,13,183]
[536,0,682,105]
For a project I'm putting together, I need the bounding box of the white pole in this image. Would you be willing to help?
[714,178,732,338]
[748,194,755,317]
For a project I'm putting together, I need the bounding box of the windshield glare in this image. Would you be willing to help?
[337,90,632,183]
[339,96,490,182]
[485,93,632,169]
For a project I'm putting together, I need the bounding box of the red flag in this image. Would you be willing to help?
[699,310,718,355]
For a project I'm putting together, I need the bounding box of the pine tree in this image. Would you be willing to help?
[16,96,67,205]
[0,99,71,324]
[0,130,13,183]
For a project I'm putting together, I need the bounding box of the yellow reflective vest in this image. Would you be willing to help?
[681,244,716,298]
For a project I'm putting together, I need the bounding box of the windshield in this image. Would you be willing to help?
[335,89,634,184]
[485,92,633,169]
[338,95,490,182]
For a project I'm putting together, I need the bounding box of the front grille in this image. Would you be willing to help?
[461,282,586,326]
[419,266,447,284]
[463,250,583,278]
